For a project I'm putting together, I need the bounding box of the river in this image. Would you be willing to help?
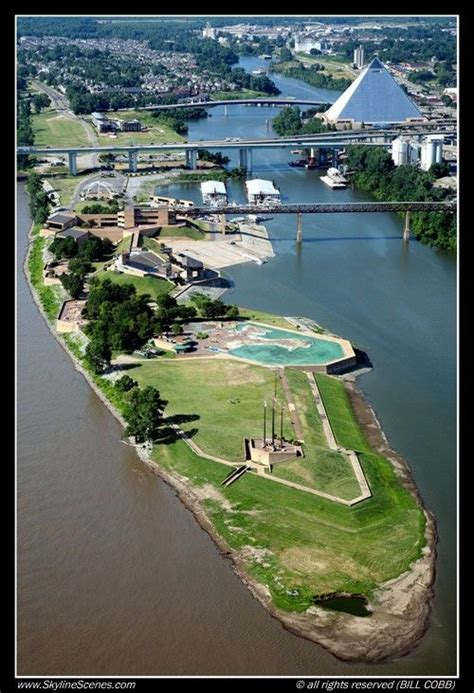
[17,56,456,676]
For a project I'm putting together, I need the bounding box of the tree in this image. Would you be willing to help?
[49,236,79,260]
[226,305,239,319]
[85,339,111,374]
[68,257,92,278]
[171,323,184,335]
[123,386,167,443]
[430,162,450,179]
[32,93,51,113]
[60,272,84,299]
[115,374,138,393]
[279,47,293,62]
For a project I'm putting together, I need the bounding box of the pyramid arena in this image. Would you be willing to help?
[322,58,425,128]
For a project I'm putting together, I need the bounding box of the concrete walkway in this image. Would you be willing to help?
[306,372,372,505]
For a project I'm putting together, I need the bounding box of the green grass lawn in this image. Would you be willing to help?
[94,111,186,146]
[45,175,80,206]
[94,269,173,300]
[126,357,426,612]
[157,226,205,240]
[315,374,372,452]
[236,307,293,330]
[295,54,356,80]
[32,109,90,147]
[152,433,425,611]
[272,370,361,500]
[140,236,170,260]
[132,359,293,462]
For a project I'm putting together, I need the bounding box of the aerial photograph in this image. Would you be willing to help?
[16,13,458,682]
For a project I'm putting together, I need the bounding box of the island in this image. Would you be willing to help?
[23,197,436,663]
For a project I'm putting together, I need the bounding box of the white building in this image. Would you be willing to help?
[294,35,327,53]
[420,135,444,171]
[391,137,420,167]
[353,46,365,69]
[245,179,280,205]
[201,180,227,206]
[202,23,217,40]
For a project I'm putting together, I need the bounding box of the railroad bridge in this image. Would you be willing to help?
[175,201,456,243]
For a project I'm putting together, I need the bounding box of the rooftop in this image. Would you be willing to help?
[246,179,280,195]
[48,212,76,224]
[57,227,89,240]
[201,180,227,194]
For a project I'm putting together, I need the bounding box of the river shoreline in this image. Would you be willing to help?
[23,216,437,664]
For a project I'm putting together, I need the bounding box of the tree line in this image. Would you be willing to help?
[345,145,456,252]
[272,106,335,137]
[271,62,352,92]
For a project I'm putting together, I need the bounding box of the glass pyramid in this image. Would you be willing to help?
[325,58,423,124]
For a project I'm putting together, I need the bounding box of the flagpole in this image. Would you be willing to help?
[280,405,284,449]
[263,400,267,447]
[271,397,275,449]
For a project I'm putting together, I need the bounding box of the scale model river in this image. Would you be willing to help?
[17,56,456,675]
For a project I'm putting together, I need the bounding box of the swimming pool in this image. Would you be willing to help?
[228,323,345,366]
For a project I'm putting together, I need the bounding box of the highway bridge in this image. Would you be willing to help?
[17,125,456,175]
[104,97,329,113]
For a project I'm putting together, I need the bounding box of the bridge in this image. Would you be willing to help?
[104,98,329,114]
[175,202,456,216]
[17,125,456,175]
[175,201,456,244]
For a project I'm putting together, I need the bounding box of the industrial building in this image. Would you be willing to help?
[391,137,421,167]
[200,180,227,206]
[420,135,444,171]
[323,58,424,127]
[245,179,280,206]
[390,135,444,171]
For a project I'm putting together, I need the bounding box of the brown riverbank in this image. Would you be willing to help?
[23,226,436,664]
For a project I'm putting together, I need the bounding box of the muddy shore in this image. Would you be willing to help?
[23,228,436,664]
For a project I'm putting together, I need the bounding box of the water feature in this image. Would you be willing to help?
[229,322,344,366]
[17,54,456,675]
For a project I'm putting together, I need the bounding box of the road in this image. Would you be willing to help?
[31,80,100,169]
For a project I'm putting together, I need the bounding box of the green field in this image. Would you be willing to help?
[125,355,426,611]
[236,307,293,330]
[45,175,80,206]
[315,373,372,452]
[132,359,293,462]
[94,269,173,300]
[32,109,90,147]
[94,111,186,146]
[295,54,356,80]
[152,433,425,611]
[272,370,361,500]
[158,226,205,240]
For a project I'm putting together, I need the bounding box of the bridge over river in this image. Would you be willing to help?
[177,201,456,244]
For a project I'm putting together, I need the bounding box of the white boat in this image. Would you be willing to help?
[320,167,348,189]
[252,68,266,75]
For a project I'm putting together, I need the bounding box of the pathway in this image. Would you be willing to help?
[278,368,304,442]
[306,372,371,504]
